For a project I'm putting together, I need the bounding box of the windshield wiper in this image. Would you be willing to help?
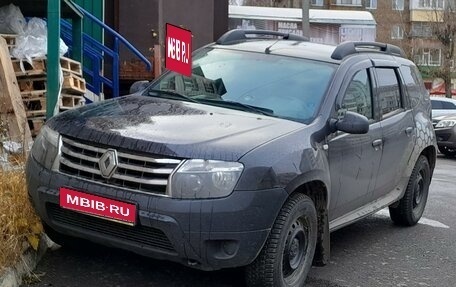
[199,99,274,117]
[147,89,200,103]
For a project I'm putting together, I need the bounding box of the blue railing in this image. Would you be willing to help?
[61,4,152,98]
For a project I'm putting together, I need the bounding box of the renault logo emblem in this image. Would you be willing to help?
[99,149,118,179]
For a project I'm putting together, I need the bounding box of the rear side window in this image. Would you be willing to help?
[340,69,373,120]
[400,65,422,108]
[376,68,402,117]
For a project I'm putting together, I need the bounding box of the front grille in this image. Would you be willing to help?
[59,137,182,195]
[48,203,176,253]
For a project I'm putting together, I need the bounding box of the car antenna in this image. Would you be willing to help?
[265,39,281,54]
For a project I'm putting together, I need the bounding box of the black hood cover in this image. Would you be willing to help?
[48,96,303,161]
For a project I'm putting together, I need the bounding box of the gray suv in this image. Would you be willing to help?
[27,30,436,287]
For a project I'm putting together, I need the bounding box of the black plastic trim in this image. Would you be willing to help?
[331,41,405,60]
[216,29,308,45]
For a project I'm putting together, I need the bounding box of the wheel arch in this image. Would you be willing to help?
[289,180,330,266]
[421,145,437,174]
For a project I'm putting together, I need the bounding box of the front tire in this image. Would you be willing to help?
[245,193,317,287]
[389,155,431,226]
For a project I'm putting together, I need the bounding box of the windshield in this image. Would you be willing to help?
[148,48,336,123]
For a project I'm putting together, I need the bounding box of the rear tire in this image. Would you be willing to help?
[389,155,431,226]
[245,193,317,287]
[438,146,456,157]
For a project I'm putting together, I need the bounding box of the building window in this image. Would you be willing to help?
[311,0,324,6]
[334,0,362,5]
[392,0,404,10]
[391,25,404,39]
[418,0,444,9]
[411,22,433,37]
[414,48,442,66]
[367,0,377,9]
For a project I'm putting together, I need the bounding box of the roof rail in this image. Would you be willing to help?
[216,29,309,45]
[331,41,406,60]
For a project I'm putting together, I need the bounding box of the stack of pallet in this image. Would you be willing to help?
[13,57,48,136]
[60,57,86,111]
[11,56,86,136]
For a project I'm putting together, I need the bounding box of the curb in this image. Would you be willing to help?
[0,234,54,287]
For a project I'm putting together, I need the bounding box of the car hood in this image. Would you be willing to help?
[438,114,456,121]
[48,95,304,161]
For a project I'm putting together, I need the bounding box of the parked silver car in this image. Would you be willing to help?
[435,115,456,156]
[431,97,456,127]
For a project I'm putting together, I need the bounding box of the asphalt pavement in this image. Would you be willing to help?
[23,155,456,287]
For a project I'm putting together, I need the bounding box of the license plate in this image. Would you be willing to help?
[59,187,137,226]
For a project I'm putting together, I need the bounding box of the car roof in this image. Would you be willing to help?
[211,40,340,63]
[210,30,409,66]
[430,97,456,103]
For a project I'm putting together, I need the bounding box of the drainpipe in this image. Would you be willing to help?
[47,0,61,119]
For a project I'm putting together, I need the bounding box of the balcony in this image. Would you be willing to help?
[331,0,362,7]
[410,0,445,22]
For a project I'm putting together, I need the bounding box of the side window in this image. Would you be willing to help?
[442,101,456,109]
[340,69,373,120]
[376,68,402,117]
[400,65,422,108]
[431,100,443,109]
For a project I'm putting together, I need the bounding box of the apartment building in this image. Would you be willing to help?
[240,0,451,88]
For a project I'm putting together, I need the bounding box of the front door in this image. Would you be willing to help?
[328,67,383,221]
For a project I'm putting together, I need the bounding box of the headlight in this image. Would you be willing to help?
[169,160,244,199]
[31,125,60,170]
[435,119,456,128]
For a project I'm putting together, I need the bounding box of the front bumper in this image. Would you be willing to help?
[26,155,288,271]
[435,126,456,148]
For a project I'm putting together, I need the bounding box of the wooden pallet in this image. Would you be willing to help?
[0,37,32,146]
[21,90,47,99]
[59,94,85,110]
[28,116,46,137]
[63,74,86,94]
[61,57,82,76]
[26,109,46,118]
[17,77,47,93]
[0,34,17,54]
[23,97,46,113]
[11,58,46,77]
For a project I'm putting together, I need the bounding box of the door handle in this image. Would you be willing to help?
[405,127,414,136]
[372,139,383,150]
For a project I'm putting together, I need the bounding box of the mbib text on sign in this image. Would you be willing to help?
[165,23,192,77]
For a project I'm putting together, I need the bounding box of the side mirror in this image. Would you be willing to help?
[331,111,369,134]
[130,80,150,94]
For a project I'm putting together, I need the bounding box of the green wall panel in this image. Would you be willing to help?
[73,0,104,42]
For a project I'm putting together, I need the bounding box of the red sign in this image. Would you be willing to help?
[165,23,192,77]
[59,187,137,225]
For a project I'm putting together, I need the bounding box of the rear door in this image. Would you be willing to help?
[328,62,383,220]
[371,65,416,200]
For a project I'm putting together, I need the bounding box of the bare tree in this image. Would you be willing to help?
[424,0,456,98]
